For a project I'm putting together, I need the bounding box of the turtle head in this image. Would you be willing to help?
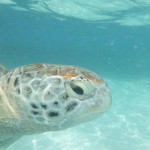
[60,68,112,129]
[3,64,111,133]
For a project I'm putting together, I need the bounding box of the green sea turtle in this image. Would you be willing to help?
[0,64,111,149]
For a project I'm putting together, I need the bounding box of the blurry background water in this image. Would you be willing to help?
[0,0,150,150]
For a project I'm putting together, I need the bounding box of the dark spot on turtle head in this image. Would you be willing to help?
[66,101,78,112]
[41,103,47,109]
[31,103,39,109]
[19,70,22,75]
[25,73,32,77]
[21,72,34,83]
[7,71,14,83]
[53,101,60,108]
[63,93,69,100]
[80,76,83,79]
[53,101,59,106]
[7,77,10,84]
[32,111,39,115]
[14,77,20,87]
[16,88,20,94]
[23,86,32,98]
[44,91,52,100]
[47,111,59,117]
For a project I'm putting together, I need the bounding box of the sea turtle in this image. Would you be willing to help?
[0,64,111,149]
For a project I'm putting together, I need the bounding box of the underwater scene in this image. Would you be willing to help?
[0,0,150,150]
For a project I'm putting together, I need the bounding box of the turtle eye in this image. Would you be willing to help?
[65,80,94,99]
[70,83,84,95]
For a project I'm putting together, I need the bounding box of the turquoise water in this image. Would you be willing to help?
[0,0,150,150]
